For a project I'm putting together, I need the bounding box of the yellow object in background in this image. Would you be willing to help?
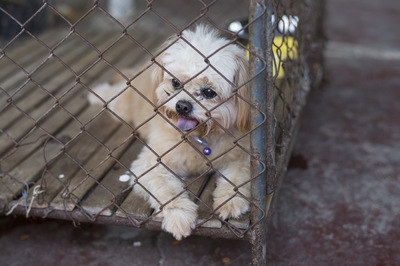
[273,36,298,79]
[246,36,298,79]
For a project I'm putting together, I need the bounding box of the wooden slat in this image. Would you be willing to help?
[187,174,224,228]
[195,175,222,228]
[26,109,117,209]
[0,43,97,146]
[0,32,143,160]
[194,174,250,229]
[0,30,99,104]
[0,29,130,135]
[0,85,88,171]
[80,138,144,216]
[227,212,251,230]
[0,139,63,200]
[0,88,88,199]
[0,29,70,81]
[3,107,125,209]
[115,186,153,220]
[0,32,110,131]
[50,121,133,211]
[114,163,155,219]
[1,29,162,123]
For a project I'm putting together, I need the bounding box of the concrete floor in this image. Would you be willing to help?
[265,0,400,264]
[1,0,400,265]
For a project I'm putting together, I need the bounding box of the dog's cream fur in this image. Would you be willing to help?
[88,25,251,240]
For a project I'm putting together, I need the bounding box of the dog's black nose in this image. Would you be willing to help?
[176,100,193,116]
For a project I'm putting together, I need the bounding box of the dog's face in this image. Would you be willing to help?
[152,26,250,137]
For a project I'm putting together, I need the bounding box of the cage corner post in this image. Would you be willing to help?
[249,0,275,265]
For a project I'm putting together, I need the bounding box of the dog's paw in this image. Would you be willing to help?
[213,194,250,220]
[161,201,198,240]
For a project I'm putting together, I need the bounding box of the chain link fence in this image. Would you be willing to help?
[0,0,324,264]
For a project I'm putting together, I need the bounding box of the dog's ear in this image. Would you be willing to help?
[148,35,178,104]
[148,63,164,104]
[234,54,251,133]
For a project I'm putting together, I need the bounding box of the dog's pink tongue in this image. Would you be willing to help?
[176,118,198,131]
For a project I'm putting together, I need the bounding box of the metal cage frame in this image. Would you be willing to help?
[0,0,324,264]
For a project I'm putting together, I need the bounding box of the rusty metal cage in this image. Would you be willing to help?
[0,0,324,264]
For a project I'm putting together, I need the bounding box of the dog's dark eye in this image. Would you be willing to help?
[172,79,182,90]
[201,88,217,99]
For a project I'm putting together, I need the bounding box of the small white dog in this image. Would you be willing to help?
[88,25,251,240]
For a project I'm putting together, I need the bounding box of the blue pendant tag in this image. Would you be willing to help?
[191,136,212,156]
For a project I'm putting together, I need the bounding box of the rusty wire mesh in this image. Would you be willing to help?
[0,0,324,251]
